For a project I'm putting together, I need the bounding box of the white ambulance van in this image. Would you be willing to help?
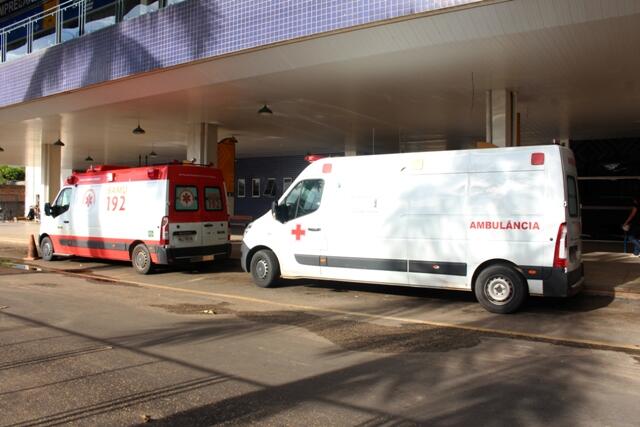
[40,164,231,274]
[241,145,583,313]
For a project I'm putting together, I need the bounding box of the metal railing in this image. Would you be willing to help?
[0,0,185,63]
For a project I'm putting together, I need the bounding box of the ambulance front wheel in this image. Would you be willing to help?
[132,244,153,275]
[40,236,55,261]
[250,249,280,288]
[474,264,527,314]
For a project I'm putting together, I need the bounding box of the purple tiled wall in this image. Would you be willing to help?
[0,0,481,108]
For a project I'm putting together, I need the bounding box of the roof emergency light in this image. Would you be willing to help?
[305,154,325,163]
[531,153,545,165]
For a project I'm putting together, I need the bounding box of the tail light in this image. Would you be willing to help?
[553,223,567,268]
[160,216,170,245]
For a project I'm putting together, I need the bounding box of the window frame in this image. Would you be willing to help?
[263,178,277,198]
[251,178,261,198]
[237,178,246,198]
[283,177,293,192]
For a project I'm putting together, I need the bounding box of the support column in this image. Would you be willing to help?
[486,89,518,147]
[25,130,62,218]
[187,123,218,165]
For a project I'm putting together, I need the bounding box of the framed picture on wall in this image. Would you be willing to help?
[252,178,261,198]
[237,179,246,198]
[264,178,277,197]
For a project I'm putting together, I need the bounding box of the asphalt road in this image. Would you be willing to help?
[1,253,640,426]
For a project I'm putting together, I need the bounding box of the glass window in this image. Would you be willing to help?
[237,179,245,198]
[567,176,580,217]
[54,188,73,207]
[283,179,324,220]
[264,178,277,197]
[175,186,198,211]
[252,179,260,198]
[283,177,292,192]
[205,187,223,211]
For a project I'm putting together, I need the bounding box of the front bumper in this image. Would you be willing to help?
[155,243,231,265]
[543,263,584,297]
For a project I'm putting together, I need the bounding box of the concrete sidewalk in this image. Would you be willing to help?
[0,221,40,244]
[1,221,639,300]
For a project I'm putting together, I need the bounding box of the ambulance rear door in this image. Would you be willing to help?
[170,184,204,247]
[201,184,228,246]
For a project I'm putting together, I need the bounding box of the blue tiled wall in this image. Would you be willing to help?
[0,0,481,108]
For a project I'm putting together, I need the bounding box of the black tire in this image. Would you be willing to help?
[474,264,527,314]
[250,249,280,288]
[131,244,153,275]
[40,236,55,261]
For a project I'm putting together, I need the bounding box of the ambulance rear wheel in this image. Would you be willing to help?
[250,249,280,288]
[132,244,153,275]
[40,236,55,261]
[475,264,527,314]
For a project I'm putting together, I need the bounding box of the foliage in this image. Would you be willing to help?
[0,165,26,184]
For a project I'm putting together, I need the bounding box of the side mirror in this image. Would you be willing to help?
[44,203,52,216]
[271,202,287,223]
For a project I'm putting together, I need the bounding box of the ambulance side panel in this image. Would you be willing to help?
[465,148,556,295]
[64,180,168,261]
[321,156,408,285]
[403,151,469,289]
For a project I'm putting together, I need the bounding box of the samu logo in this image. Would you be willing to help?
[83,189,96,208]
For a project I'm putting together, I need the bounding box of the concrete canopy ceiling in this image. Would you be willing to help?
[1,0,639,169]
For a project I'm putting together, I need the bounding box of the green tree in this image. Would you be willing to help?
[0,165,26,183]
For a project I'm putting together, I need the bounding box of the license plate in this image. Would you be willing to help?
[178,236,194,242]
[202,255,214,261]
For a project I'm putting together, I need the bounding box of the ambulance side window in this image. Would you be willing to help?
[175,186,199,211]
[567,176,579,217]
[205,187,223,211]
[53,188,73,216]
[282,179,324,220]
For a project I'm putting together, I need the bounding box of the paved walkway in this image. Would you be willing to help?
[1,221,639,300]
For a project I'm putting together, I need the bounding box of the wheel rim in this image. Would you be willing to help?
[42,241,52,258]
[484,276,514,305]
[135,249,148,269]
[255,258,269,280]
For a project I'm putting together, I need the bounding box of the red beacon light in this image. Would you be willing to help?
[531,152,545,165]
[305,154,325,163]
[66,175,78,185]
[147,168,160,179]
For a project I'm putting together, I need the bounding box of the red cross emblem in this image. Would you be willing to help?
[291,224,305,240]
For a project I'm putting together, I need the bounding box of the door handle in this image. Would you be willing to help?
[204,224,213,228]
[308,227,321,232]
[63,220,70,224]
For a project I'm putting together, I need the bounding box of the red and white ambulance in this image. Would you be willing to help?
[39,163,231,274]
[241,145,584,314]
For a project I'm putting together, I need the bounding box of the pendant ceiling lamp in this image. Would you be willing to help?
[53,138,65,147]
[258,104,273,115]
[133,120,146,135]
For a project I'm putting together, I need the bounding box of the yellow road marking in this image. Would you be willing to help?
[27,264,640,354]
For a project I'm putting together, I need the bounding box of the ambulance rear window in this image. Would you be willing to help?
[175,186,199,211]
[205,187,223,211]
[567,176,579,217]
